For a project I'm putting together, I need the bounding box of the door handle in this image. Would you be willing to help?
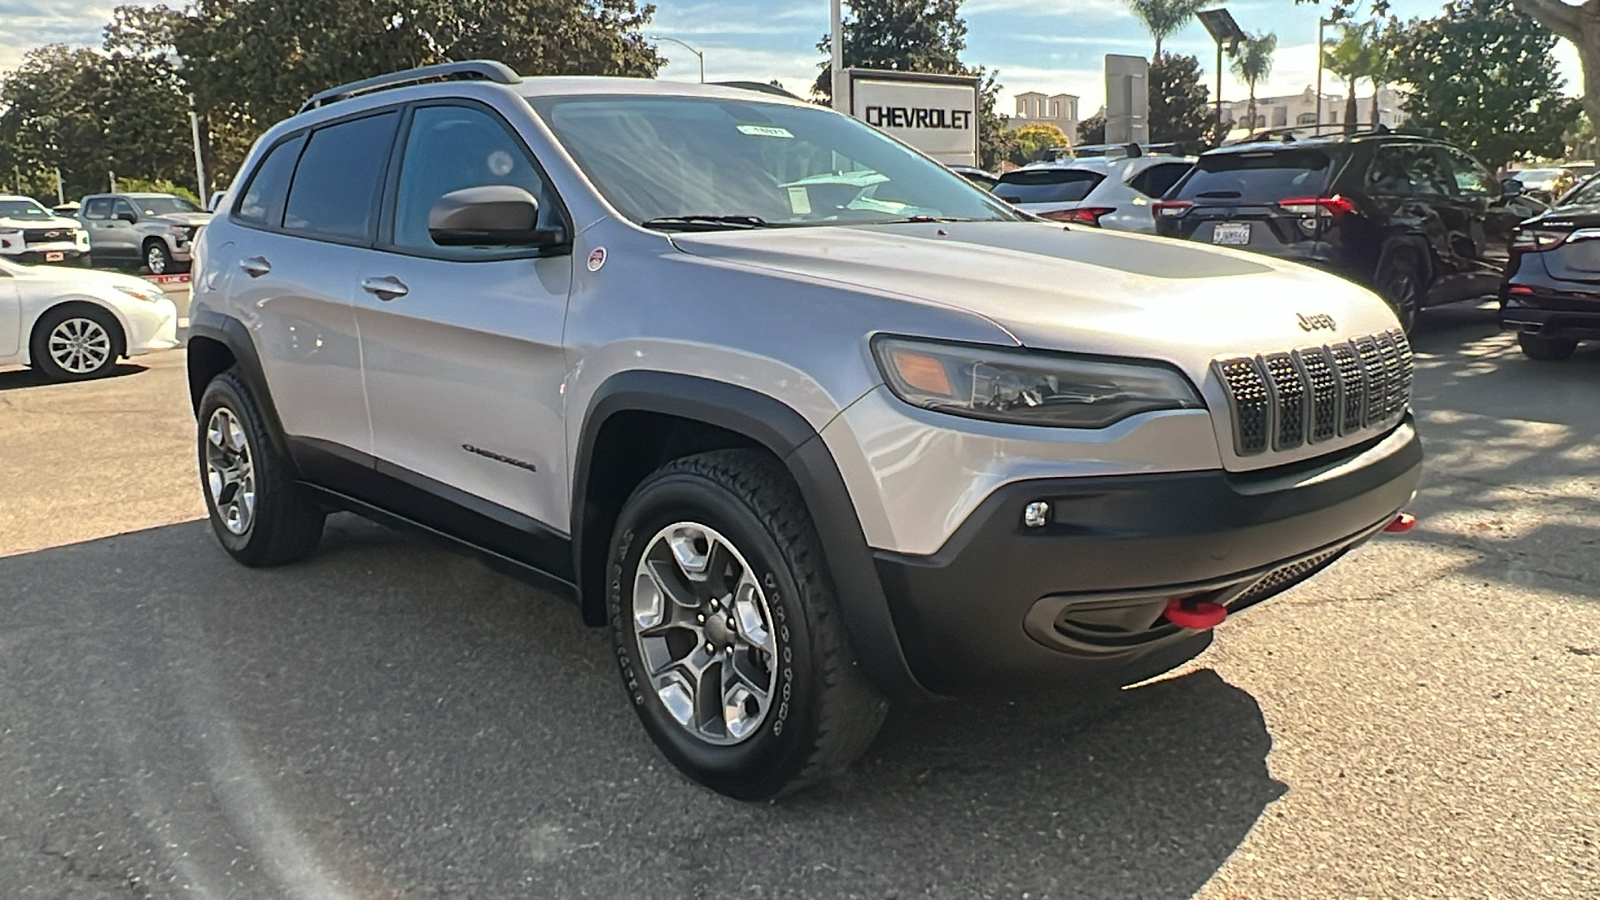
[239,256,272,278]
[361,276,409,301]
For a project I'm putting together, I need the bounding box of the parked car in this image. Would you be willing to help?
[1155,132,1519,330]
[0,195,91,266]
[189,62,1422,800]
[76,192,213,275]
[995,155,1195,232]
[1509,166,1564,201]
[946,165,999,192]
[0,256,178,381]
[1499,171,1600,360]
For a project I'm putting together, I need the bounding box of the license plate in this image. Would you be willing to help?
[45,251,64,262]
[1212,223,1251,245]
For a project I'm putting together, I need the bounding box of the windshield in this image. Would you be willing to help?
[0,199,52,220]
[526,94,1019,229]
[995,169,1105,204]
[1514,169,1561,182]
[1557,174,1600,207]
[132,196,201,216]
[1176,150,1333,202]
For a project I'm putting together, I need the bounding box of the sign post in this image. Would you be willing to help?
[843,69,981,167]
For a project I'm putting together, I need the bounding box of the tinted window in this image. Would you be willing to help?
[283,112,399,241]
[113,200,139,220]
[132,196,201,215]
[1365,145,1450,196]
[1128,162,1192,199]
[1175,150,1332,201]
[83,198,113,219]
[392,105,560,256]
[0,199,51,220]
[235,135,305,227]
[1442,147,1495,196]
[995,169,1106,204]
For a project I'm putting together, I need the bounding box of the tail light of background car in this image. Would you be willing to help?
[1040,207,1116,226]
[1277,195,1357,218]
[1153,201,1193,218]
[1509,227,1572,252]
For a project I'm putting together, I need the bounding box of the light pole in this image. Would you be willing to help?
[651,35,705,84]
[1197,8,1246,142]
[831,0,845,111]
[1315,17,1337,133]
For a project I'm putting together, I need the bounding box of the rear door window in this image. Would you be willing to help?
[1365,145,1451,197]
[1175,150,1333,201]
[1128,162,1193,199]
[283,111,400,242]
[995,169,1106,204]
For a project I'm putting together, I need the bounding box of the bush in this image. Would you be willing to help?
[113,178,200,205]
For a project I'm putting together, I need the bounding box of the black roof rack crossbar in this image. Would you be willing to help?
[298,60,521,115]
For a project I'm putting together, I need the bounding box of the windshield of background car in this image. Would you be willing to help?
[1556,174,1600,207]
[527,95,1020,227]
[1175,149,1333,202]
[994,169,1105,204]
[134,196,201,215]
[0,199,52,220]
[1514,169,1561,183]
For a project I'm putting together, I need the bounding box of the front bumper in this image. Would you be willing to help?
[125,297,180,355]
[872,418,1423,693]
[2,246,89,265]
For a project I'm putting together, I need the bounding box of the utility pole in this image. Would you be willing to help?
[189,100,208,198]
[1316,18,1336,133]
[55,168,64,206]
[109,171,117,193]
[831,0,845,112]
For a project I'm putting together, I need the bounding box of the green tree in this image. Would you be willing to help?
[1126,0,1217,59]
[1322,23,1380,135]
[1228,31,1277,134]
[1010,123,1069,164]
[812,0,1012,170]
[1077,111,1107,144]
[1388,0,1577,171]
[1148,52,1213,147]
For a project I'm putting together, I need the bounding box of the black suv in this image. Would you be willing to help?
[1155,132,1530,330]
[1500,172,1600,359]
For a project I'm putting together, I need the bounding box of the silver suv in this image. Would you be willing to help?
[78,192,212,274]
[188,62,1423,799]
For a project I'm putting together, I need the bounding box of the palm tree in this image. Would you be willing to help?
[1229,31,1277,134]
[1323,23,1381,135]
[1126,0,1216,59]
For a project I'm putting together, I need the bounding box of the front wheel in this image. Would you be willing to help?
[608,450,888,800]
[29,304,124,381]
[144,240,174,276]
[1518,332,1578,361]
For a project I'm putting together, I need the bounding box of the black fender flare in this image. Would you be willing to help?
[186,309,295,463]
[572,371,936,702]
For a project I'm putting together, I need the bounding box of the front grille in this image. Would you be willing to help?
[23,228,72,242]
[1215,329,1412,457]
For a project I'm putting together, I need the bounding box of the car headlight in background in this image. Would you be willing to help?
[872,336,1203,429]
[114,284,166,304]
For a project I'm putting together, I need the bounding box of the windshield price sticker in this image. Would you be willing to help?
[737,124,794,139]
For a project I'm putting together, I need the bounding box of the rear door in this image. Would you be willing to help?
[1162,147,1336,252]
[1361,142,1453,276]
[1439,145,1510,267]
[994,167,1106,217]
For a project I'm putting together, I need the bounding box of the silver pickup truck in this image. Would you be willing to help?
[77,193,213,274]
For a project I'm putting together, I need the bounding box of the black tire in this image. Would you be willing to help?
[1518,332,1577,361]
[197,369,325,566]
[608,449,888,800]
[1375,246,1426,333]
[28,303,124,382]
[143,240,173,276]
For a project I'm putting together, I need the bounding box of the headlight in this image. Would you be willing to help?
[114,284,165,303]
[0,227,18,235]
[872,336,1203,428]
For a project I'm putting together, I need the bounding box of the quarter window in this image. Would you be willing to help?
[234,134,305,228]
[390,105,560,256]
[283,112,399,241]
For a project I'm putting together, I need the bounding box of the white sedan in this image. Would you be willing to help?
[0,258,179,381]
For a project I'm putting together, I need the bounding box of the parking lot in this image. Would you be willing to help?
[0,302,1596,898]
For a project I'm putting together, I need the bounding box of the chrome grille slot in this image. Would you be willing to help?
[1216,329,1413,460]
[1298,348,1339,443]
[1262,354,1305,451]
[1217,359,1271,456]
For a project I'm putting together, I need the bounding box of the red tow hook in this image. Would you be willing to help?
[1385,512,1417,534]
[1163,597,1228,630]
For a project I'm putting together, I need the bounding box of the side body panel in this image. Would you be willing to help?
[0,272,18,358]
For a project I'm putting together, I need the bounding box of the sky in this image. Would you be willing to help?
[0,0,1584,113]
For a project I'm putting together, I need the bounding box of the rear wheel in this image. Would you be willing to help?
[1375,247,1425,333]
[1517,332,1578,361]
[608,449,887,800]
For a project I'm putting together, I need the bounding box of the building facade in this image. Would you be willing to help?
[1221,86,1406,133]
[1009,91,1080,142]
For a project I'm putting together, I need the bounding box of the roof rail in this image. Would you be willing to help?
[298,60,521,115]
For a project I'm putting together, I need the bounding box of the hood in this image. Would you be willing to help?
[14,262,156,295]
[668,221,1400,382]
[0,214,82,231]
[148,211,213,227]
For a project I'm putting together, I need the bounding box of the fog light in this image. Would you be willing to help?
[1023,501,1051,529]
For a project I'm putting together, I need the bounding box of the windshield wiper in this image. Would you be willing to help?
[640,215,775,232]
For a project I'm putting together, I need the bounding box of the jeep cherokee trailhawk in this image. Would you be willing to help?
[187,62,1423,799]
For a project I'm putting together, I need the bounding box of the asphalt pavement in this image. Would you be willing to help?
[0,303,1595,899]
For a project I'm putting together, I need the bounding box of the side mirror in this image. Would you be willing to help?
[208,191,226,212]
[1501,178,1524,197]
[116,211,138,224]
[428,185,565,248]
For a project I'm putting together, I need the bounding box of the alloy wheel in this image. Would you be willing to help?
[46,317,113,375]
[147,244,168,274]
[631,522,780,746]
[205,407,256,535]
